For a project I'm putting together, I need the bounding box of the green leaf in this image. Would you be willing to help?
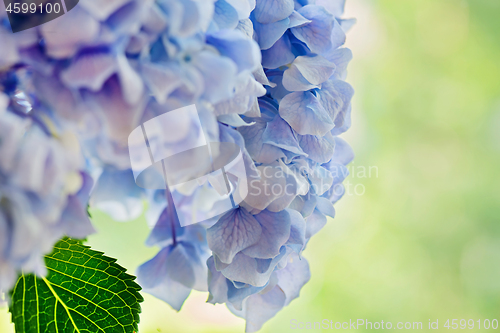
[8,238,143,333]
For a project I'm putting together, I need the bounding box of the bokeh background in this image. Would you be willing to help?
[2,0,500,331]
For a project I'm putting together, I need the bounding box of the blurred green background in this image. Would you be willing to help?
[2,0,500,331]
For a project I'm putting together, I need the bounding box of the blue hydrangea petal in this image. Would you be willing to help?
[207,208,263,264]
[60,52,116,92]
[237,18,255,38]
[291,5,345,54]
[145,205,186,247]
[137,246,172,289]
[226,0,256,20]
[324,47,353,80]
[279,91,334,136]
[338,18,356,33]
[253,0,294,24]
[244,163,288,211]
[317,79,354,125]
[254,18,290,50]
[305,209,327,238]
[262,115,305,156]
[323,162,349,185]
[331,137,355,165]
[192,50,238,104]
[141,62,184,104]
[80,0,132,21]
[261,34,296,69]
[331,104,352,135]
[214,0,240,30]
[164,243,198,288]
[315,197,335,218]
[238,118,286,163]
[242,286,287,332]
[285,209,307,253]
[207,30,261,73]
[40,7,100,58]
[90,167,144,222]
[298,131,335,164]
[227,280,267,310]
[242,210,292,259]
[282,55,336,92]
[266,163,310,212]
[308,165,334,196]
[288,10,311,28]
[219,247,287,286]
[207,256,230,304]
[316,0,346,17]
[275,253,310,306]
[60,174,96,239]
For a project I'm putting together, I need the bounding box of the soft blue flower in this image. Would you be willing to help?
[0,94,94,293]
[1,0,356,330]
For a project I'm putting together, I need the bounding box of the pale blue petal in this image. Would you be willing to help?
[253,0,294,24]
[226,0,256,19]
[338,18,357,33]
[305,209,327,238]
[323,162,349,184]
[207,208,263,264]
[288,10,311,28]
[262,116,305,156]
[316,0,346,17]
[60,52,116,91]
[220,247,287,286]
[164,243,196,288]
[275,253,310,306]
[90,167,144,222]
[285,209,306,253]
[331,137,354,165]
[254,18,290,50]
[141,277,192,311]
[279,91,334,136]
[60,196,96,239]
[315,197,335,218]
[60,173,95,239]
[207,256,230,304]
[227,281,267,310]
[146,205,185,247]
[282,55,336,92]
[243,210,292,259]
[317,79,354,126]
[238,118,286,163]
[291,5,345,54]
[140,62,184,104]
[244,286,287,332]
[308,165,334,196]
[261,34,296,69]
[298,131,335,164]
[207,30,261,72]
[193,50,238,104]
[324,48,353,80]
[137,246,172,289]
[331,104,352,135]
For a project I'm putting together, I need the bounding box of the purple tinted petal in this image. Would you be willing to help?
[279,91,334,136]
[207,208,262,264]
[243,210,292,259]
[253,0,294,24]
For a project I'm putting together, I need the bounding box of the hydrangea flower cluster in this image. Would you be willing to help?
[0,0,354,330]
[0,92,94,294]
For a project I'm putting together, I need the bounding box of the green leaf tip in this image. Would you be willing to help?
[9,237,144,333]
